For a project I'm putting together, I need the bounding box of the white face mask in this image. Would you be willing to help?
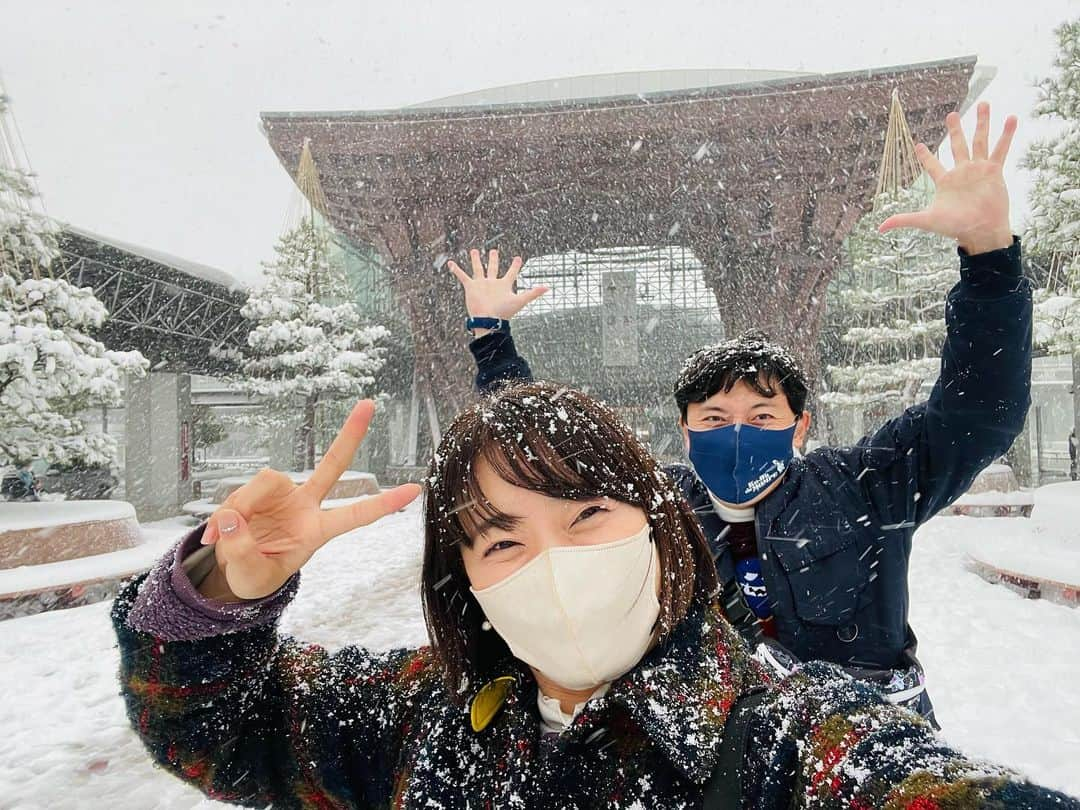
[470,523,661,691]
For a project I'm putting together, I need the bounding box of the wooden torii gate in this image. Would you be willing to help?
[262,58,979,438]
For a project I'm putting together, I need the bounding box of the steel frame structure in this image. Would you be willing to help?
[55,230,249,375]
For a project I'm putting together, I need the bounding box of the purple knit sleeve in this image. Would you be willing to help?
[126,523,300,642]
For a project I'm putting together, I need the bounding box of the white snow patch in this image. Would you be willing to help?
[1,492,1079,805]
[0,499,136,531]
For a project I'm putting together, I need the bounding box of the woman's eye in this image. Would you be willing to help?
[574,504,609,524]
[483,540,518,558]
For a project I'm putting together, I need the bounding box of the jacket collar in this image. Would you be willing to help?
[613,602,768,783]
[468,604,769,784]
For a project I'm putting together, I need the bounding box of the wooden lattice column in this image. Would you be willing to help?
[376,207,482,436]
[689,183,856,390]
[693,238,829,386]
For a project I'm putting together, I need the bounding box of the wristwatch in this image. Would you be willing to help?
[466,317,510,335]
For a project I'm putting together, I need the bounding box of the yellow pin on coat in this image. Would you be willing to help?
[470,676,516,732]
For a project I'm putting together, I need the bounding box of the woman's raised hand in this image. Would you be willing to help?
[878,101,1017,255]
[199,400,421,600]
[447,249,549,324]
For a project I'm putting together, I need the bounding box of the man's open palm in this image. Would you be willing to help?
[879,102,1017,255]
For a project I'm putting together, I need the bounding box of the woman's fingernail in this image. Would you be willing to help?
[218,511,239,534]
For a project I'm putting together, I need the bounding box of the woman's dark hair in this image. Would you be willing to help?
[422,381,718,702]
[673,329,810,419]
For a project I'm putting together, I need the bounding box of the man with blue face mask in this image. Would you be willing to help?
[451,104,1032,725]
[671,332,811,644]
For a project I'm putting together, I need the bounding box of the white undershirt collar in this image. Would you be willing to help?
[708,493,756,524]
[699,447,803,523]
[537,683,611,735]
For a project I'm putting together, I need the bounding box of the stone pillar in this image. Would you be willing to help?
[267,412,302,471]
[125,372,193,522]
[388,398,409,466]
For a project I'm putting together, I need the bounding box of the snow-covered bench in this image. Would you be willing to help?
[944,463,1034,518]
[0,501,141,568]
[967,557,1080,608]
[183,469,380,518]
[963,481,1080,608]
[0,510,176,620]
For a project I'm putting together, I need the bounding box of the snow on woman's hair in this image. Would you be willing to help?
[419,380,718,698]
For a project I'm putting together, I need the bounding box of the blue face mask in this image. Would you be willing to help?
[686,422,797,505]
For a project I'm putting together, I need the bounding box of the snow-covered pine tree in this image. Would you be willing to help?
[237,217,388,470]
[1023,18,1080,356]
[0,97,148,470]
[822,181,956,414]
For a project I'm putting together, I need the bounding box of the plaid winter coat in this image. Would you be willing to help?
[113,531,1077,809]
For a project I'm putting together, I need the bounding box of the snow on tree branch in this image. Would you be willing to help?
[234,218,389,469]
[1024,17,1080,355]
[1,119,150,470]
[822,183,953,411]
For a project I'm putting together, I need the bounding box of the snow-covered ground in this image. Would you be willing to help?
[1,493,1078,809]
[961,482,1080,586]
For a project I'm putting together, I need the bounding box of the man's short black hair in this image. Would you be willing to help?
[673,330,810,419]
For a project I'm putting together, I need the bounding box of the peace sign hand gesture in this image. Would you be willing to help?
[878,102,1017,255]
[199,401,421,600]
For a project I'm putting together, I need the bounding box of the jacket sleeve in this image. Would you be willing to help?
[741,661,1078,809]
[469,326,535,394]
[112,529,434,808]
[835,237,1032,527]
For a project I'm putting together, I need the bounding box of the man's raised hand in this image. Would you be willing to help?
[447,249,549,330]
[878,101,1017,255]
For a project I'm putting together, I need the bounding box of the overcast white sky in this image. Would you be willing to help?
[0,0,1074,285]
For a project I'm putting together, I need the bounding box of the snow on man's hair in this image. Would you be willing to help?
[673,329,809,418]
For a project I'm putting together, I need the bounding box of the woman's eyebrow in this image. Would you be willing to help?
[475,510,522,534]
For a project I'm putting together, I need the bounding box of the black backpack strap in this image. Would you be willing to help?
[702,687,770,810]
[719,577,764,648]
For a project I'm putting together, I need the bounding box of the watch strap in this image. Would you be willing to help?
[466,317,509,334]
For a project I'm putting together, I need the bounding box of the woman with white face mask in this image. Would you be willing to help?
[114,383,1077,809]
